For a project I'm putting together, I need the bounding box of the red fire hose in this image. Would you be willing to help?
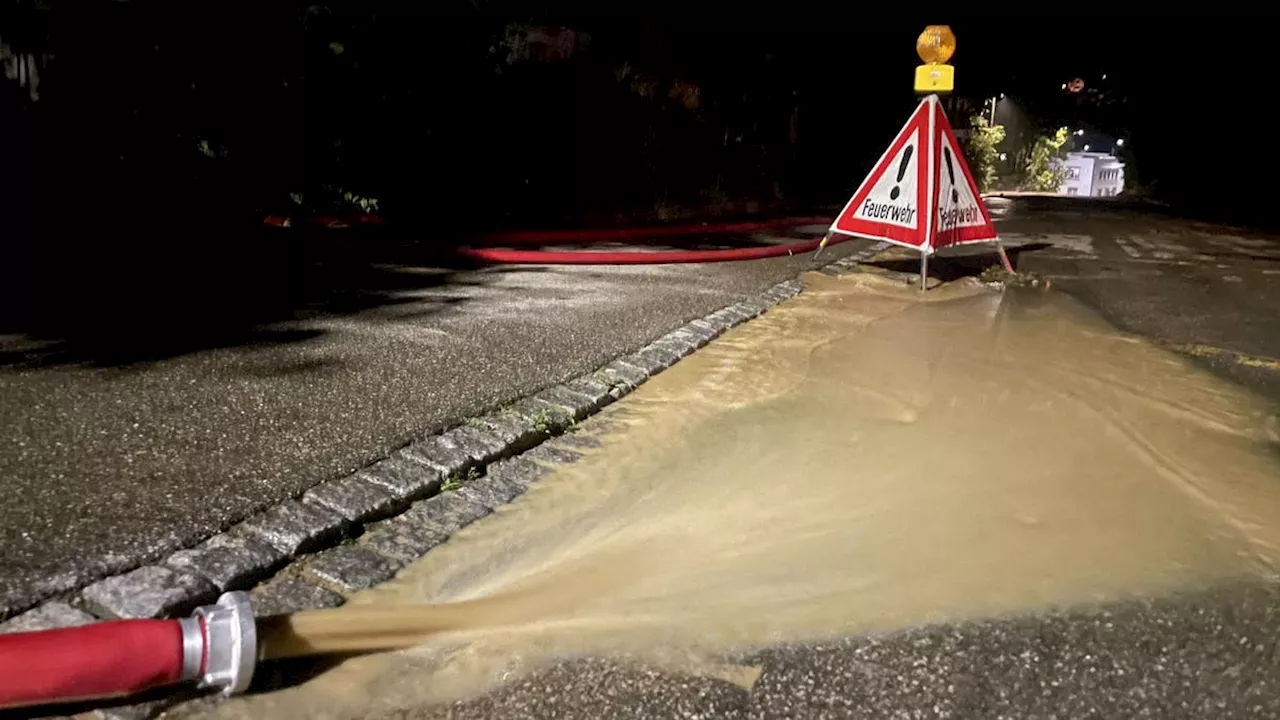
[0,619,185,708]
[458,215,842,264]
[473,216,832,245]
[0,592,256,711]
[455,234,846,265]
[458,217,844,264]
[267,213,846,265]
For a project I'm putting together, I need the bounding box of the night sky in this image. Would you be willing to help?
[0,6,1265,239]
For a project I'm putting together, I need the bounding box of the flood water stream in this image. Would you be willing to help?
[181,270,1280,719]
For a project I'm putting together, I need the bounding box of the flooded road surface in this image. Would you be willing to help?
[180,270,1280,719]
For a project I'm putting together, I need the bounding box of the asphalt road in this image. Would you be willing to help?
[992,196,1280,401]
[895,196,1280,402]
[373,581,1280,720]
[0,224,864,615]
[164,583,1280,720]
[166,196,1280,720]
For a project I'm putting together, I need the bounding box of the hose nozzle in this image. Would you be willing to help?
[188,591,257,696]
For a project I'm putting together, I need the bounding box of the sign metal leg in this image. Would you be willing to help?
[995,239,1015,273]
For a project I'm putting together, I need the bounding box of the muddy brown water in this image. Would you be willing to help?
[179,271,1280,719]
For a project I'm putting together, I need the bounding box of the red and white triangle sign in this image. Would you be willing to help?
[829,94,997,254]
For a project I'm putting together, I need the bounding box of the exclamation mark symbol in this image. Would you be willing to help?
[889,145,914,201]
[942,147,960,204]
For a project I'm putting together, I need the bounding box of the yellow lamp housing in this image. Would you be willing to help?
[916,25,956,65]
[915,63,955,93]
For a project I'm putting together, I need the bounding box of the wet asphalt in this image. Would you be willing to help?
[158,197,1280,720]
[993,197,1280,403]
[388,201,1280,720]
[9,198,1280,718]
[0,226,860,615]
[373,581,1280,720]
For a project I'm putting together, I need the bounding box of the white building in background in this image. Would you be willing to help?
[1056,152,1125,197]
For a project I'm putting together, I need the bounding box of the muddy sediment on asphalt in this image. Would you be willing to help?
[189,271,1280,719]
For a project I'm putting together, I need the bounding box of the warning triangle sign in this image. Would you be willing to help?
[932,102,998,249]
[830,99,931,249]
[829,94,998,254]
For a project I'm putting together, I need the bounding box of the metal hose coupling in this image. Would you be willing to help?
[179,591,257,695]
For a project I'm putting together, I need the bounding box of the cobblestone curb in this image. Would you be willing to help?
[0,241,887,719]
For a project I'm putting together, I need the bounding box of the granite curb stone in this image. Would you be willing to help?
[400,434,474,477]
[455,475,525,510]
[441,425,509,466]
[164,529,287,592]
[625,347,674,375]
[485,456,553,489]
[238,499,350,556]
[551,384,605,418]
[650,337,696,360]
[472,413,544,454]
[251,578,345,616]
[356,455,443,502]
[81,565,218,619]
[534,385,596,421]
[641,340,686,364]
[663,327,708,349]
[599,360,649,388]
[304,545,399,592]
[524,443,584,466]
[507,397,576,434]
[562,376,617,409]
[675,322,717,344]
[548,431,603,451]
[0,601,96,633]
[402,491,491,535]
[706,308,743,329]
[303,474,408,525]
[687,317,723,335]
[359,515,452,565]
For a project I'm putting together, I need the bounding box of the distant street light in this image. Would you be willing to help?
[1083,144,1091,151]
[1074,129,1085,136]
[999,152,1008,161]
[988,94,1005,125]
[1116,138,1125,147]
